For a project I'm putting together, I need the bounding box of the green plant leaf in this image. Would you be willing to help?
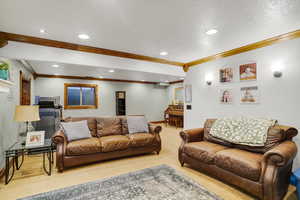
[0,62,9,70]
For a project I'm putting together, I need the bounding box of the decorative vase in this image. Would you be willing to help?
[0,69,8,80]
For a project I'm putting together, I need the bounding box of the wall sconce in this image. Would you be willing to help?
[273,71,282,78]
[272,65,283,78]
[205,74,213,86]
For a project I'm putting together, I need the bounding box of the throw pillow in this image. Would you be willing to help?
[127,116,149,134]
[61,120,91,141]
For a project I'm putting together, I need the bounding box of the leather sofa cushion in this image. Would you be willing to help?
[63,117,97,137]
[66,137,101,156]
[183,141,228,164]
[129,133,154,147]
[96,117,122,137]
[100,135,130,152]
[215,149,263,182]
[118,116,129,135]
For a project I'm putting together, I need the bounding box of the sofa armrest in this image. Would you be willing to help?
[263,141,297,167]
[52,129,67,172]
[148,123,162,135]
[262,141,297,200]
[180,128,204,143]
[52,129,67,144]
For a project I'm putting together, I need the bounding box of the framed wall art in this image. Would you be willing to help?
[219,89,233,104]
[219,67,233,83]
[240,63,257,81]
[240,86,259,104]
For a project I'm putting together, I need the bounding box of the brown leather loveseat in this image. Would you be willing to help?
[53,116,162,172]
[179,119,298,200]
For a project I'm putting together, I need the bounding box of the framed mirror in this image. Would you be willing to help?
[174,87,184,105]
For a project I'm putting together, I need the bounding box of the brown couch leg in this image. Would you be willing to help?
[57,166,64,173]
[180,161,184,167]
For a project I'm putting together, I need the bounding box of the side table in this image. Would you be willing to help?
[5,138,55,184]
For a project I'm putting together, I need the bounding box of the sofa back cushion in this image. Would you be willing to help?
[63,117,97,137]
[204,119,298,153]
[118,116,129,135]
[96,117,122,137]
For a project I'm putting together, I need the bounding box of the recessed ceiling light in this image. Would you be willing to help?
[108,69,115,73]
[54,73,59,76]
[160,51,168,56]
[206,29,218,35]
[52,64,59,68]
[78,34,90,40]
[99,76,103,78]
[180,77,184,80]
[39,29,46,34]
[141,80,145,82]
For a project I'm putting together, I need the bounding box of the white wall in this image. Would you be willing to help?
[184,38,300,168]
[0,59,35,168]
[34,78,169,122]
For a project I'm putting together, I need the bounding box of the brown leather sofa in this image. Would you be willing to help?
[52,116,162,172]
[178,119,298,200]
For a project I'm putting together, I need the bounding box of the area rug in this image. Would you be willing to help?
[19,165,223,200]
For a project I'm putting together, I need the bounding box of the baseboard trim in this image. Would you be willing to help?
[149,120,165,124]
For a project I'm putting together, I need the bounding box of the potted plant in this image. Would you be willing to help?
[0,60,9,80]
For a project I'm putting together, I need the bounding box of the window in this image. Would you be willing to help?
[64,83,98,109]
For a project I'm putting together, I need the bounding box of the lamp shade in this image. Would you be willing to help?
[14,105,40,122]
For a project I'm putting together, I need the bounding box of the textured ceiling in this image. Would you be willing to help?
[0,0,300,80]
[1,0,299,62]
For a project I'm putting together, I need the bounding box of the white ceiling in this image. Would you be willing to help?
[0,0,300,80]
[28,60,184,83]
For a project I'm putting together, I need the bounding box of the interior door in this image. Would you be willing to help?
[20,71,31,105]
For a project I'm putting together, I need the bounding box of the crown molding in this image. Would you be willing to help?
[0,32,184,67]
[186,29,300,67]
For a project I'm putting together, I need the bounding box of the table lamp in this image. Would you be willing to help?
[14,105,40,144]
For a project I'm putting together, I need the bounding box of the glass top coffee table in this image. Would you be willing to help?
[5,138,55,184]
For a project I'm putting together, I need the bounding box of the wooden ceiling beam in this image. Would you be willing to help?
[169,80,183,84]
[186,29,300,67]
[0,32,8,48]
[0,32,185,67]
[35,73,159,84]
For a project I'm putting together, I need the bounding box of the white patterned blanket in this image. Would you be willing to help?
[209,118,277,146]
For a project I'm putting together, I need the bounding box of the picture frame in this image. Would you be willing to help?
[219,88,233,104]
[185,84,192,103]
[240,86,259,104]
[239,63,257,81]
[26,131,45,147]
[219,67,233,83]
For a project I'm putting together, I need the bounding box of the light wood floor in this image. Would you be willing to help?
[0,124,297,200]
